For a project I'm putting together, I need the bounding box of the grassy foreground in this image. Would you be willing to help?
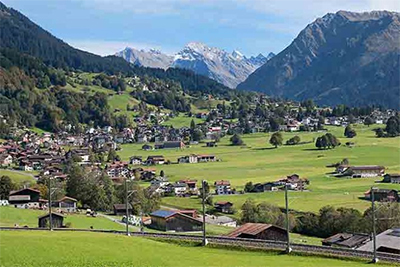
[0,231,385,267]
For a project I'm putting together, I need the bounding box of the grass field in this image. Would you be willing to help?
[0,169,36,185]
[0,207,126,230]
[0,231,383,267]
[118,124,400,213]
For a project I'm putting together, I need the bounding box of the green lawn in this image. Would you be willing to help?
[118,125,400,213]
[161,114,203,128]
[0,169,36,185]
[0,207,126,230]
[0,231,382,267]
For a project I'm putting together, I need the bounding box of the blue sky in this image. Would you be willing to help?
[3,0,399,56]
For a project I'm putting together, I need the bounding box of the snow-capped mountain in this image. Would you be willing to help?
[115,47,173,70]
[115,42,274,88]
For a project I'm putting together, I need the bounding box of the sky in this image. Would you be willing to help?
[2,0,399,56]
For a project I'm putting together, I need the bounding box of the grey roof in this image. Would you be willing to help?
[357,229,400,252]
[205,215,236,225]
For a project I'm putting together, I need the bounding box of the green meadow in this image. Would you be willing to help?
[118,124,400,213]
[0,231,385,267]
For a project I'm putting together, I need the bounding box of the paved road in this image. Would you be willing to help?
[98,213,139,231]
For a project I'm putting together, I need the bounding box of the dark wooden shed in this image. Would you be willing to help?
[38,212,65,228]
[227,223,288,242]
[150,210,203,232]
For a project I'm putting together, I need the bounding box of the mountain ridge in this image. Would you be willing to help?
[116,42,275,88]
[237,10,400,108]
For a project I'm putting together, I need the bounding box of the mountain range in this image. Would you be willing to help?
[115,43,275,88]
[237,10,400,109]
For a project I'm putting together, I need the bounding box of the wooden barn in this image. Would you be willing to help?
[38,212,65,228]
[150,210,203,232]
[227,223,288,242]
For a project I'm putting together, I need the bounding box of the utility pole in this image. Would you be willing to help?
[371,187,378,263]
[48,177,53,231]
[202,179,208,246]
[125,178,130,236]
[285,184,292,253]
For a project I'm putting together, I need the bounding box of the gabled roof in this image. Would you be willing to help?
[227,223,284,237]
[150,210,176,218]
[38,212,65,219]
[9,188,40,195]
[57,196,77,202]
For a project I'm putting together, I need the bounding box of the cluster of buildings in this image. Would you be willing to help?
[246,174,310,193]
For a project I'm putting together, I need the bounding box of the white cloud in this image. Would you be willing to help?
[67,39,178,56]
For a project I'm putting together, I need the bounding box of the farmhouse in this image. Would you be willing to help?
[197,154,216,162]
[38,212,65,228]
[214,201,233,214]
[54,196,77,213]
[364,189,399,202]
[145,156,165,165]
[340,165,385,178]
[178,154,198,164]
[180,180,197,193]
[149,210,203,232]
[383,173,400,184]
[113,204,133,216]
[322,233,370,249]
[9,188,41,209]
[357,228,400,254]
[129,156,142,165]
[227,223,288,242]
[155,141,185,150]
[214,180,231,195]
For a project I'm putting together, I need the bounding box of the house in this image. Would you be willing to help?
[364,189,399,202]
[214,201,233,214]
[113,204,133,216]
[227,223,288,242]
[205,215,237,227]
[322,233,370,249]
[129,156,143,165]
[9,188,41,208]
[145,155,165,165]
[214,180,231,195]
[341,165,385,178]
[383,173,400,184]
[149,210,203,232]
[197,154,216,163]
[150,177,169,187]
[172,182,188,196]
[38,212,65,228]
[357,228,400,254]
[155,141,185,150]
[54,196,77,213]
[178,154,198,164]
[0,154,13,166]
[180,180,197,192]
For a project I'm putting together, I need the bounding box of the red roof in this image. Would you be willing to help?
[227,223,284,237]
[214,180,230,186]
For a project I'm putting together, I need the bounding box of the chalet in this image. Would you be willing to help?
[197,154,216,163]
[341,165,385,178]
[357,228,400,254]
[155,141,185,150]
[38,212,65,228]
[113,204,133,216]
[214,201,233,214]
[54,196,77,213]
[9,188,41,209]
[145,156,165,165]
[129,156,143,165]
[364,189,399,202]
[150,177,169,187]
[178,154,198,164]
[150,210,203,232]
[180,180,197,192]
[106,162,131,179]
[140,168,156,180]
[172,182,187,195]
[322,233,370,249]
[227,223,288,242]
[214,180,231,195]
[383,173,400,184]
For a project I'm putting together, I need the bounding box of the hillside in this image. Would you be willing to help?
[237,11,400,109]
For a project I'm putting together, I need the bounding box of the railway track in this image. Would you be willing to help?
[1,227,399,263]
